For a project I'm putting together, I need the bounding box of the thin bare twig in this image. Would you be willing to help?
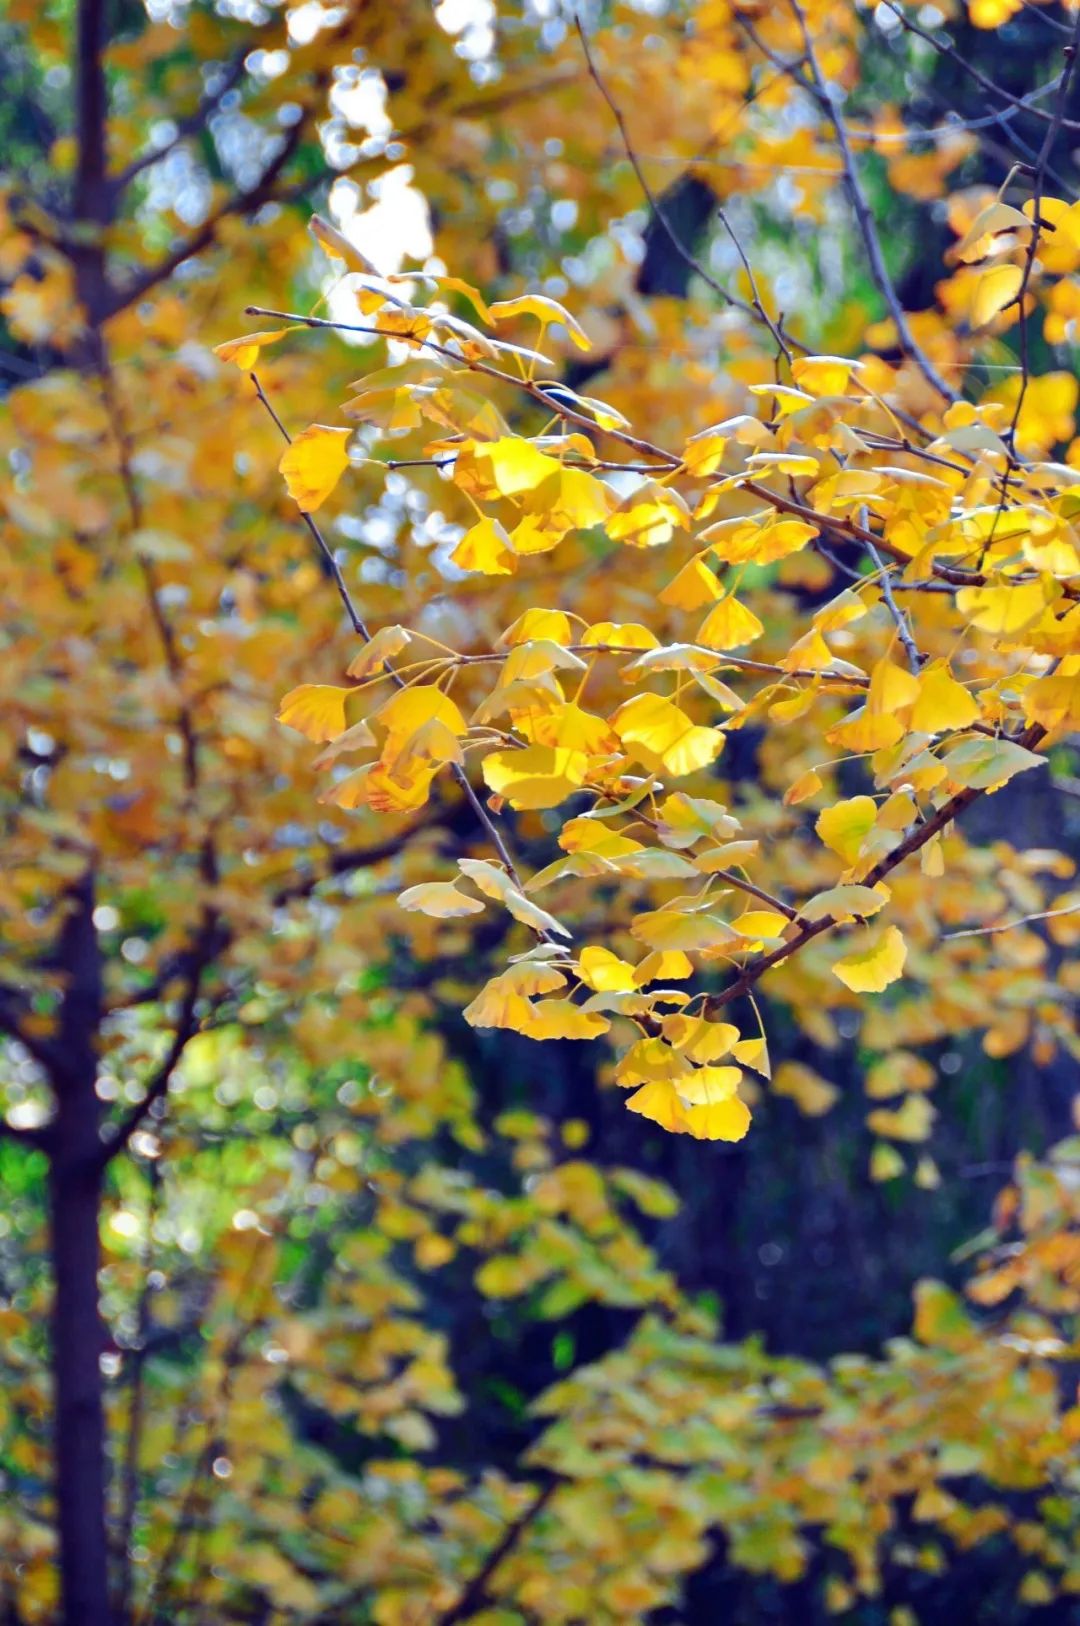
[787,0,958,405]
[575,14,795,364]
[860,507,922,673]
[878,0,1080,133]
[944,900,1080,940]
[1002,15,1080,472]
[248,373,537,899]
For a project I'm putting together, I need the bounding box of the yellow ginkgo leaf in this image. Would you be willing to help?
[870,1141,905,1182]
[956,579,1051,635]
[674,1065,742,1105]
[799,884,890,923]
[482,746,589,810]
[607,483,690,548]
[450,517,516,575]
[458,858,572,937]
[633,949,694,984]
[524,467,612,532]
[910,660,980,734]
[729,910,789,941]
[624,1080,692,1134]
[309,213,379,274]
[213,328,293,370]
[662,1015,740,1061]
[470,437,563,496]
[581,621,659,649]
[488,293,591,350]
[320,759,436,814]
[683,1092,752,1142]
[790,354,859,395]
[732,1036,770,1077]
[867,1092,936,1142]
[397,882,486,917]
[277,684,351,742]
[832,924,907,993]
[521,999,609,1039]
[971,263,1023,329]
[629,908,733,952]
[524,703,615,754]
[578,946,638,992]
[498,609,573,646]
[816,795,877,866]
[346,625,412,677]
[613,692,725,777]
[377,686,467,742]
[279,425,351,512]
[659,556,723,611]
[784,768,822,806]
[696,594,764,650]
[773,1061,838,1116]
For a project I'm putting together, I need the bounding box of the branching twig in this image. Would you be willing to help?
[249,372,538,899]
[112,48,250,192]
[700,722,1048,1020]
[575,15,795,364]
[787,0,958,406]
[996,12,1080,519]
[878,0,1080,133]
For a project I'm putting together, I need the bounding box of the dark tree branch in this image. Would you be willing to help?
[96,927,216,1169]
[106,65,327,322]
[786,0,958,405]
[700,721,1048,1021]
[878,0,1080,133]
[434,1477,558,1626]
[112,48,250,193]
[73,0,109,224]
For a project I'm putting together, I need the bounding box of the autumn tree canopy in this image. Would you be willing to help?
[1,0,1079,1623]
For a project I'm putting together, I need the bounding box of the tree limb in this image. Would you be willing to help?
[435,1477,558,1626]
[112,48,250,193]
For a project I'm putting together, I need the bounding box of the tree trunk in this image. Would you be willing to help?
[48,870,112,1625]
[49,1119,112,1626]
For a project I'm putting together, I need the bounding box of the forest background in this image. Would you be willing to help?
[1,0,1080,1622]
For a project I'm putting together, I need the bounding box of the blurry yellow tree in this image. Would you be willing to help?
[1,0,1079,1623]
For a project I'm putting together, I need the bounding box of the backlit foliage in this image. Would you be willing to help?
[2,0,1080,1621]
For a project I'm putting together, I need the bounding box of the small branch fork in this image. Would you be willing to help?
[785,0,957,406]
[574,15,795,366]
[244,304,1067,605]
[998,10,1080,509]
[699,720,1047,1022]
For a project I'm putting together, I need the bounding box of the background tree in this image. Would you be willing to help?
[1,2,1079,1624]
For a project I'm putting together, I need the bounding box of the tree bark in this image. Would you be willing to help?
[48,872,113,1626]
[49,1124,111,1626]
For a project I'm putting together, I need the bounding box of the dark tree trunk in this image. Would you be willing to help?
[48,870,112,1626]
[49,1124,111,1626]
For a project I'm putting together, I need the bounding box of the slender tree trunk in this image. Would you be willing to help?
[48,871,113,1626]
[49,1120,111,1626]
